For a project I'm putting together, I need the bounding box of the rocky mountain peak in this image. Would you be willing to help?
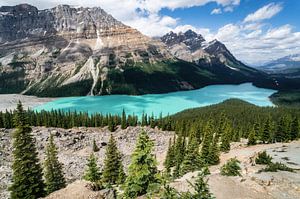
[161,30,205,52]
[0,3,38,13]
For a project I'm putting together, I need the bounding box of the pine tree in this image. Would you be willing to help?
[117,164,126,185]
[123,130,159,198]
[186,168,214,199]
[201,120,214,163]
[44,134,66,194]
[220,121,231,152]
[207,134,220,165]
[9,102,46,199]
[290,117,299,140]
[164,137,175,173]
[102,135,125,185]
[247,127,257,145]
[121,109,127,129]
[108,115,116,132]
[180,138,203,175]
[262,117,271,143]
[92,138,100,152]
[83,153,101,182]
[173,133,186,178]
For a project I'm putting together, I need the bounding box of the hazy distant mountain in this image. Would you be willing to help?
[258,54,300,78]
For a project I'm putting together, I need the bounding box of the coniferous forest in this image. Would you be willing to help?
[4,99,300,198]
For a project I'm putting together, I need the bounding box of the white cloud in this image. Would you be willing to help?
[1,0,299,65]
[244,3,283,23]
[0,0,241,37]
[211,23,300,65]
[223,6,234,12]
[211,8,222,14]
[265,25,292,39]
[215,23,240,41]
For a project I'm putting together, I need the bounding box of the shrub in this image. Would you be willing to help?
[260,162,294,173]
[220,158,241,176]
[255,151,272,165]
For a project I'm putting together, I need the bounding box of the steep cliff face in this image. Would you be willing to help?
[0,4,276,97]
[0,4,184,96]
[161,30,266,82]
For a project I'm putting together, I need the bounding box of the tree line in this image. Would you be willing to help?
[9,102,214,198]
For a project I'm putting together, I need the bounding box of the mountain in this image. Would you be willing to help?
[161,30,265,82]
[0,4,234,97]
[0,4,275,97]
[258,54,300,78]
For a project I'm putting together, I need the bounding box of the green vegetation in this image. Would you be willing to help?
[260,162,294,173]
[83,153,103,190]
[44,134,66,194]
[9,102,46,199]
[161,168,214,199]
[92,139,100,152]
[102,135,126,185]
[247,127,257,145]
[255,151,272,165]
[25,79,94,97]
[220,158,241,176]
[0,70,27,93]
[255,151,294,173]
[180,137,203,176]
[0,109,138,131]
[271,90,300,107]
[123,130,159,198]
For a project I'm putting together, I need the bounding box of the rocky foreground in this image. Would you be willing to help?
[1,127,300,199]
[0,126,174,199]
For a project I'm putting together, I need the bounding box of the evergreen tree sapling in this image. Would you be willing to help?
[180,137,203,175]
[247,127,257,145]
[207,134,220,165]
[290,117,300,140]
[200,120,214,163]
[44,134,66,194]
[9,102,46,199]
[121,109,127,129]
[92,138,100,152]
[220,158,241,176]
[102,134,125,185]
[83,153,101,182]
[262,117,272,143]
[164,137,175,173]
[220,121,231,152]
[186,168,215,199]
[123,130,159,198]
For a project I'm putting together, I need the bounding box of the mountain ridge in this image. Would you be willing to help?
[0,4,277,97]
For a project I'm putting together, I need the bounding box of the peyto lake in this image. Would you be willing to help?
[34,83,277,118]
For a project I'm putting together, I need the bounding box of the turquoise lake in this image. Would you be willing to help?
[34,83,277,118]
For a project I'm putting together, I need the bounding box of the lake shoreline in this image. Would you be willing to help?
[0,94,56,112]
[33,83,277,118]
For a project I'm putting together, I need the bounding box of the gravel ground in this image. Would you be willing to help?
[171,140,300,199]
[0,94,55,112]
[0,126,174,199]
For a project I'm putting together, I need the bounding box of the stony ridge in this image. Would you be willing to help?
[0,4,174,96]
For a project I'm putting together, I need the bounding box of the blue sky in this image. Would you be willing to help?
[1,0,299,65]
[161,0,300,33]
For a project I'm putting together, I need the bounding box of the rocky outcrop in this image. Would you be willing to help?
[0,4,275,96]
[161,30,266,82]
[0,4,176,96]
[0,126,174,199]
